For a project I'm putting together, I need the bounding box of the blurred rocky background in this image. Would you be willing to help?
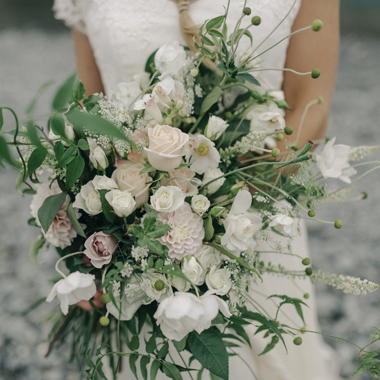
[0,0,379,379]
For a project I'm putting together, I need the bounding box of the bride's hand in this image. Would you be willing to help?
[76,288,105,311]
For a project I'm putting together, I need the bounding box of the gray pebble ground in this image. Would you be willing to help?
[0,20,379,380]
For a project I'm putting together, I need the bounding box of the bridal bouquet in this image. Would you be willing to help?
[1,1,380,379]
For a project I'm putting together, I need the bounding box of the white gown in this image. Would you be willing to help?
[53,1,342,379]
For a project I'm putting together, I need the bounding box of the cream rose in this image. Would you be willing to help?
[112,161,152,207]
[150,186,185,213]
[88,138,108,170]
[92,175,118,191]
[205,266,232,296]
[182,256,206,286]
[105,189,136,217]
[191,194,210,216]
[73,181,102,216]
[196,245,222,270]
[145,125,189,172]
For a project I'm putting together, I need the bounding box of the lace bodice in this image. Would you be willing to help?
[53,0,301,96]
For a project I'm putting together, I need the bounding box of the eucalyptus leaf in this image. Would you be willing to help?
[52,72,77,111]
[67,203,86,238]
[37,191,67,233]
[65,156,85,189]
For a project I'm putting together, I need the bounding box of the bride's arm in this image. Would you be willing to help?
[281,0,340,150]
[72,28,105,96]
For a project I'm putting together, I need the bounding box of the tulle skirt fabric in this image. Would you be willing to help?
[104,221,341,380]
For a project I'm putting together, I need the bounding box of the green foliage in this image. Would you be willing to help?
[67,203,86,238]
[200,86,223,115]
[37,191,67,233]
[72,80,86,103]
[188,329,229,380]
[29,236,46,264]
[27,147,47,177]
[268,295,308,324]
[51,112,66,137]
[65,156,85,189]
[56,145,78,168]
[205,16,225,31]
[52,72,77,111]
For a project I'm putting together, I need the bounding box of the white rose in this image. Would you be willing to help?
[203,168,226,195]
[191,194,210,216]
[73,181,102,215]
[316,137,357,183]
[196,245,222,270]
[112,161,152,207]
[155,41,187,78]
[205,266,232,296]
[88,138,108,170]
[171,276,191,292]
[105,189,136,217]
[145,124,189,172]
[161,166,198,197]
[182,256,206,286]
[150,186,185,213]
[269,213,298,236]
[46,272,96,315]
[92,175,118,191]
[141,273,172,303]
[187,135,220,175]
[205,116,229,140]
[153,292,231,341]
[221,190,262,255]
[257,111,285,132]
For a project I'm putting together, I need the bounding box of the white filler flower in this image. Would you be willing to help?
[154,292,231,341]
[269,213,298,236]
[46,272,96,315]
[221,190,262,255]
[316,137,357,183]
[151,186,185,213]
[205,116,229,140]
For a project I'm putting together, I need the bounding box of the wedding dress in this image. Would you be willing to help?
[53,1,342,379]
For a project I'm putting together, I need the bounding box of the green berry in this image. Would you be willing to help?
[362,192,368,200]
[225,111,232,119]
[155,259,164,270]
[334,219,343,229]
[99,317,110,327]
[311,19,323,32]
[318,96,324,104]
[300,327,307,334]
[291,144,299,151]
[293,337,303,346]
[271,148,281,157]
[305,268,313,276]
[303,293,310,300]
[154,280,165,291]
[311,68,321,79]
[284,126,293,135]
[302,258,311,266]
[277,133,284,141]
[243,7,252,15]
[100,293,111,304]
[251,16,261,26]
[308,210,316,218]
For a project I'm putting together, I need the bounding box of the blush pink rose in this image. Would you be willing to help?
[145,125,189,171]
[84,232,118,268]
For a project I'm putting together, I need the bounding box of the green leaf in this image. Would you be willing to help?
[158,341,169,359]
[188,330,228,380]
[250,90,264,102]
[99,189,116,224]
[206,16,225,31]
[200,86,223,115]
[138,236,167,257]
[150,359,161,380]
[363,358,380,367]
[56,145,78,168]
[52,72,77,111]
[210,373,223,380]
[201,36,214,47]
[162,362,183,380]
[130,225,144,239]
[78,138,89,151]
[73,80,86,102]
[0,108,3,131]
[54,141,65,161]
[67,203,86,238]
[37,191,67,233]
[26,122,44,149]
[146,334,157,354]
[0,136,17,167]
[27,147,47,175]
[352,365,365,376]
[274,99,291,110]
[146,221,172,239]
[208,29,224,38]
[83,94,101,112]
[233,29,253,45]
[67,110,131,142]
[129,354,139,380]
[145,49,158,75]
[51,113,66,137]
[173,335,187,352]
[237,73,261,86]
[130,335,140,350]
[65,156,85,189]
[139,164,156,174]
[143,212,157,233]
[228,324,252,348]
[203,215,214,241]
[29,236,46,264]
[141,356,150,380]
[259,335,279,356]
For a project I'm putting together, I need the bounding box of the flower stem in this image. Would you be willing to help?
[55,251,84,278]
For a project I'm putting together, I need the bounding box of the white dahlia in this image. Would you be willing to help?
[158,203,204,261]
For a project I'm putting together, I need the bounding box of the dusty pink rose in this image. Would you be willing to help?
[161,166,198,197]
[145,125,189,171]
[30,183,81,249]
[84,232,118,268]
[158,203,204,261]
[112,161,152,207]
